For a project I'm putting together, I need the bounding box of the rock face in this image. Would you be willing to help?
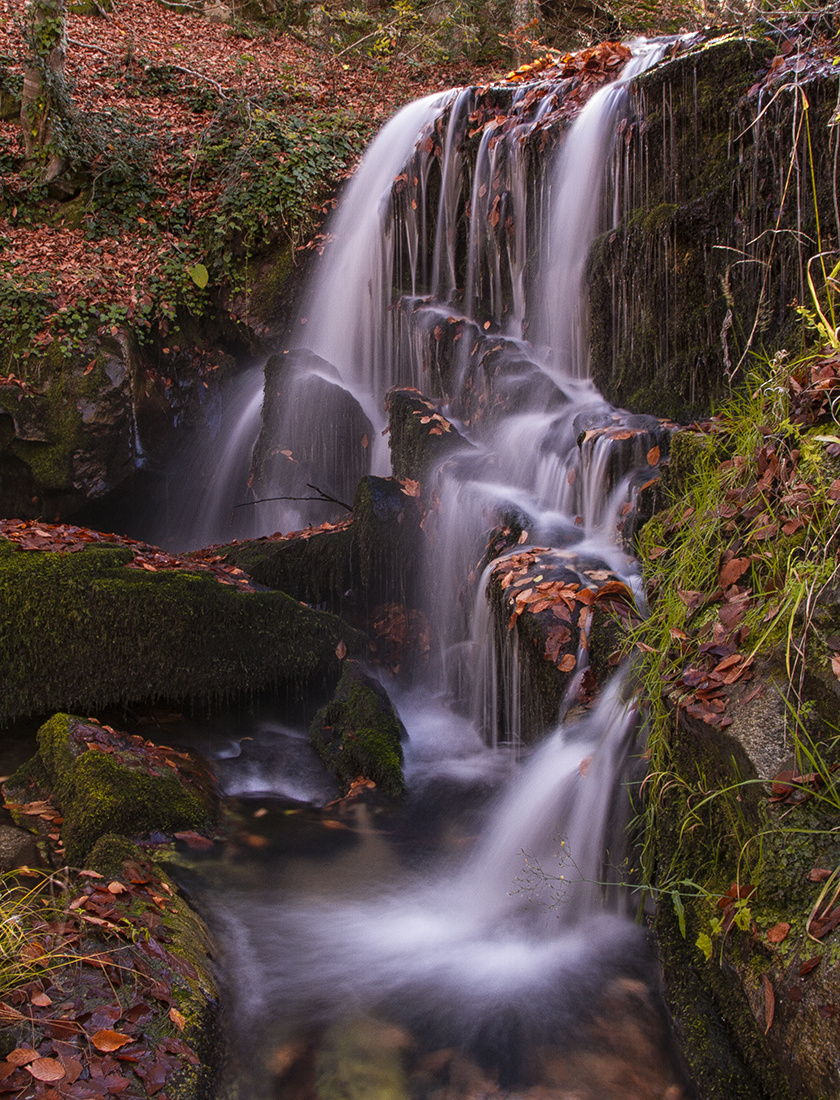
[252,349,374,518]
[0,330,239,522]
[589,35,840,421]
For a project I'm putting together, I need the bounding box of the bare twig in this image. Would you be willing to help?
[234,483,352,512]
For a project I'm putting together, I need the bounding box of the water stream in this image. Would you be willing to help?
[173,40,692,1099]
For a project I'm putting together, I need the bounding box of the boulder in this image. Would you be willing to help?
[310,661,406,797]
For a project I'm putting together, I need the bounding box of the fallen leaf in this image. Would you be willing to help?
[91,1030,133,1053]
[800,955,823,976]
[766,922,790,944]
[763,975,775,1033]
[6,1049,39,1067]
[335,640,347,660]
[169,1007,186,1031]
[25,1058,65,1083]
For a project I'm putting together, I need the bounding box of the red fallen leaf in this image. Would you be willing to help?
[808,905,840,939]
[800,955,823,976]
[102,1072,131,1094]
[30,991,52,1007]
[0,1064,18,1082]
[719,557,751,587]
[766,922,790,944]
[763,975,775,1033]
[173,831,214,851]
[818,1004,840,1018]
[788,985,803,1003]
[25,1058,65,1083]
[91,1030,133,1053]
[6,1049,39,1067]
[770,769,796,801]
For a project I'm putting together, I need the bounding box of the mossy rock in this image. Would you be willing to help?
[6,714,214,864]
[0,539,356,724]
[310,661,405,797]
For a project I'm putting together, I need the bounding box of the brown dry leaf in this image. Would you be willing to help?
[719,557,751,588]
[107,881,127,895]
[579,754,592,777]
[558,654,576,672]
[30,991,52,1007]
[25,1058,65,1083]
[763,975,775,1034]
[400,478,421,498]
[169,1007,186,1031]
[91,1030,134,1052]
[766,922,790,944]
[831,654,840,682]
[335,640,347,660]
[807,868,833,882]
[647,445,660,466]
[800,955,823,977]
[7,1049,39,1067]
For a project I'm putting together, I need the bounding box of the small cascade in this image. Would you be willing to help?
[192,37,692,1100]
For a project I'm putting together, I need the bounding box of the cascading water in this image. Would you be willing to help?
[187,38,692,1099]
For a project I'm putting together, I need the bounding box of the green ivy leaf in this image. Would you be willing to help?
[187,263,209,289]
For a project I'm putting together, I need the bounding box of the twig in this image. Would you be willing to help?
[233,483,352,512]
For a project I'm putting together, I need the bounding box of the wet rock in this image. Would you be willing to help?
[310,661,406,797]
[386,386,472,482]
[217,474,423,625]
[253,349,373,519]
[589,34,840,420]
[485,545,638,743]
[0,823,41,871]
[315,1016,411,1100]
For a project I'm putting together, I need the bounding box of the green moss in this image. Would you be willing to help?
[0,540,354,724]
[310,661,405,797]
[85,833,142,877]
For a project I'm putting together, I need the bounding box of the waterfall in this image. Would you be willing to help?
[193,38,689,1098]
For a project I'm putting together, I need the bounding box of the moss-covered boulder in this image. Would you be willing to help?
[5,714,214,864]
[309,661,406,797]
[0,537,357,724]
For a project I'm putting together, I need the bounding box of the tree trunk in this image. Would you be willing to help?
[20,0,68,181]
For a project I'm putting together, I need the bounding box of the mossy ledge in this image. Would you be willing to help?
[0,539,357,724]
[310,661,406,797]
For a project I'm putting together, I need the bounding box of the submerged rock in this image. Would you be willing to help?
[310,661,406,797]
